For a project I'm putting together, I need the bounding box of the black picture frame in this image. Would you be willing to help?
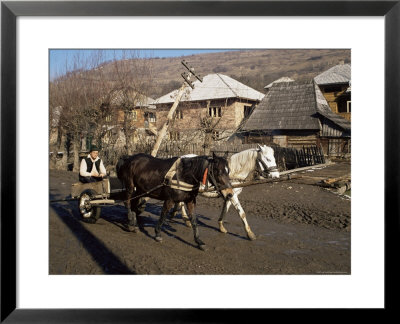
[1,0,398,322]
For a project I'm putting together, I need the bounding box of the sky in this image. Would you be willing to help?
[49,49,237,80]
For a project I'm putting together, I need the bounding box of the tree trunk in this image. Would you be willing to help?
[203,132,212,156]
[81,134,87,151]
[57,132,68,170]
[73,134,80,172]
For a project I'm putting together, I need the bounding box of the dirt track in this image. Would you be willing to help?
[49,166,350,275]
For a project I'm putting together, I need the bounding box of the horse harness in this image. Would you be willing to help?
[164,158,202,192]
[124,158,210,203]
[123,157,229,203]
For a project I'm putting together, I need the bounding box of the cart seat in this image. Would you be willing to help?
[71,178,111,199]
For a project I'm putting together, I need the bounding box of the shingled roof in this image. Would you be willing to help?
[264,76,295,89]
[314,63,351,85]
[153,73,265,104]
[242,80,350,132]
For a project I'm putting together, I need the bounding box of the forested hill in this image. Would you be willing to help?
[140,49,350,98]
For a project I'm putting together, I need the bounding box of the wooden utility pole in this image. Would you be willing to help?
[150,60,202,157]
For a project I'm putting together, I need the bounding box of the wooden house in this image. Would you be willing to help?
[314,63,351,121]
[240,80,351,156]
[152,73,264,144]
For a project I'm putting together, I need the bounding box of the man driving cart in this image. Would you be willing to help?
[79,145,107,183]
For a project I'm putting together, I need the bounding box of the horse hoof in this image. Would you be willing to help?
[185,221,192,228]
[248,232,256,241]
[83,218,96,224]
[218,222,227,233]
[198,244,207,251]
[127,225,137,232]
[155,236,163,242]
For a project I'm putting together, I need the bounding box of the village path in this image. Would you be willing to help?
[49,163,350,275]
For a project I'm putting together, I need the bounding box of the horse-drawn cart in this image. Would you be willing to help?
[70,178,125,223]
[53,170,302,224]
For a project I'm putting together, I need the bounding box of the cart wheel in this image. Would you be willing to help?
[79,189,101,223]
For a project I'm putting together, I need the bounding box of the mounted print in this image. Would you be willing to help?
[49,49,351,275]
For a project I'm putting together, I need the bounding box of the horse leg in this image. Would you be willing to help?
[133,197,147,229]
[124,186,138,233]
[218,200,230,234]
[155,200,174,242]
[186,201,206,251]
[230,193,256,241]
[169,202,180,220]
[218,187,242,233]
[180,203,192,228]
[169,202,191,227]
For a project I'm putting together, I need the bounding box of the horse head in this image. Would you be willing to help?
[256,144,280,179]
[208,152,234,200]
[116,155,130,181]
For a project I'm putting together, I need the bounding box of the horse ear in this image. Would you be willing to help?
[223,151,228,159]
[212,152,217,159]
[257,144,262,151]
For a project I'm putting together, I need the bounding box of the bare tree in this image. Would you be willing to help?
[49,50,155,172]
[50,51,111,171]
[107,50,154,156]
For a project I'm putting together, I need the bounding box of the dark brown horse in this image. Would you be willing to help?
[116,153,233,250]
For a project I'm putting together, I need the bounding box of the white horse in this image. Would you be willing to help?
[171,144,280,240]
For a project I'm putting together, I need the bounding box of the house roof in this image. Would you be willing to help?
[264,77,295,89]
[110,89,155,109]
[314,63,351,85]
[153,73,265,104]
[242,80,351,132]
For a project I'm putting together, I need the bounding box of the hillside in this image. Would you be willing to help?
[130,49,350,98]
[59,49,351,100]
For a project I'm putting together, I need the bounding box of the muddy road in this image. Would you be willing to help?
[49,168,350,275]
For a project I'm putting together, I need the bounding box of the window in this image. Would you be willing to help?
[147,112,156,122]
[106,130,113,138]
[212,131,220,140]
[244,105,253,118]
[127,110,137,121]
[169,131,180,141]
[175,110,183,119]
[208,106,222,118]
[338,98,351,113]
[105,114,112,122]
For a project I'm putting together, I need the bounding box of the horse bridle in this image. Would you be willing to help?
[256,153,279,176]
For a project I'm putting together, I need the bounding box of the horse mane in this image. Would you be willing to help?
[228,149,258,180]
[179,155,209,181]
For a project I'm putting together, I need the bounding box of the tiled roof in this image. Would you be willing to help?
[153,73,264,104]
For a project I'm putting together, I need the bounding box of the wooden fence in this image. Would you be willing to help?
[132,141,325,171]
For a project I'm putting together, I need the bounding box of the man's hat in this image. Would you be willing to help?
[90,145,100,152]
